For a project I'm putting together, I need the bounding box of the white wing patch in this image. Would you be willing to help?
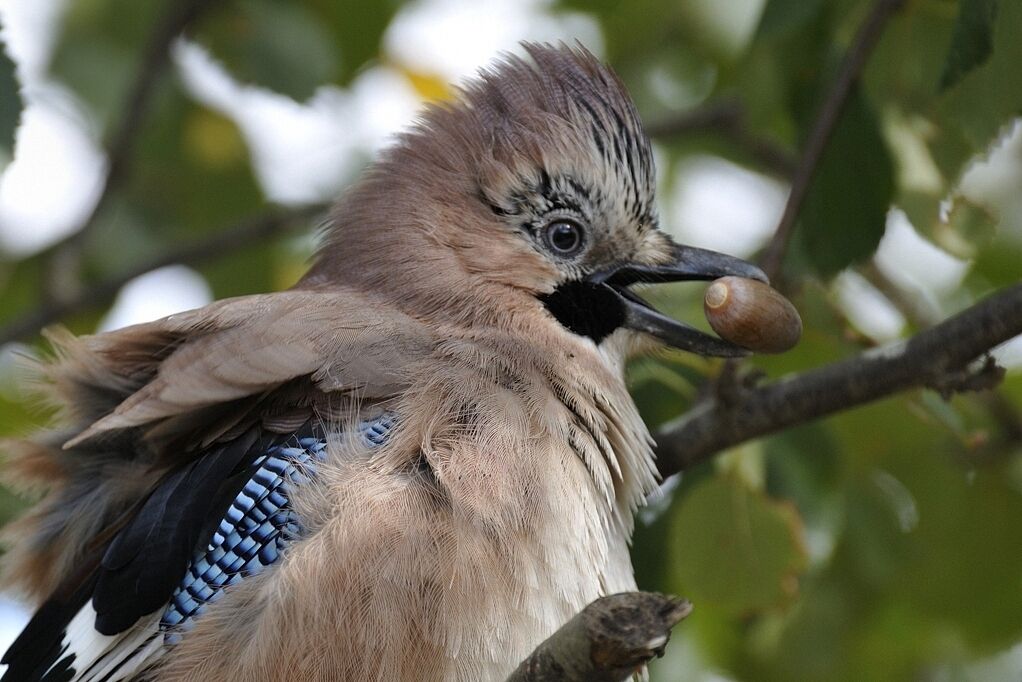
[48,605,162,682]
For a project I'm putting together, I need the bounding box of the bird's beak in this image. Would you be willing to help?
[590,243,769,357]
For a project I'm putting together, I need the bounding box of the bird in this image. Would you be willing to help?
[0,42,767,681]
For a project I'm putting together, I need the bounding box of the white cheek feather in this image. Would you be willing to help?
[597,327,634,375]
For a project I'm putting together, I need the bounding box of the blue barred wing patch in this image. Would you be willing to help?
[160,415,395,641]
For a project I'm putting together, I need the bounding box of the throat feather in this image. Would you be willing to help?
[539,281,624,342]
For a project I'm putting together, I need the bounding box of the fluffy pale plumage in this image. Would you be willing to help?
[1,43,669,680]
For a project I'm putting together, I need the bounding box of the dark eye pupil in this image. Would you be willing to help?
[547,221,582,254]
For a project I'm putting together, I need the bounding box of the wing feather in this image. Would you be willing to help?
[1,288,431,680]
[64,291,431,447]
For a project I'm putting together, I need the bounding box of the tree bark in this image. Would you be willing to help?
[507,592,692,682]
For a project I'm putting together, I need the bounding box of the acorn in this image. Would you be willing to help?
[704,276,802,354]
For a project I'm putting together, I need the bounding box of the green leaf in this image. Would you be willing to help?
[122,97,261,223]
[932,193,998,257]
[864,0,1019,260]
[799,88,895,276]
[755,0,829,41]
[306,0,402,85]
[764,421,843,521]
[48,0,164,130]
[628,357,698,429]
[830,398,1022,650]
[940,0,998,91]
[0,42,21,155]
[197,0,339,101]
[970,229,1022,289]
[80,82,267,295]
[0,254,47,331]
[669,474,807,615]
[936,0,1022,154]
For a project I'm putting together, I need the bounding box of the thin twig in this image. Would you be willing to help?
[861,261,1022,443]
[654,283,1022,478]
[0,205,325,346]
[101,0,218,218]
[860,261,942,329]
[758,0,907,279]
[38,0,220,296]
[646,99,796,177]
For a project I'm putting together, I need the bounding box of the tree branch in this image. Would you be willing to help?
[507,592,692,682]
[50,0,219,256]
[34,0,219,311]
[655,283,1022,478]
[0,205,324,346]
[860,262,1022,445]
[758,0,906,279]
[646,98,797,177]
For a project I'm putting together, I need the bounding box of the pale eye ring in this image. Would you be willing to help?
[543,219,586,257]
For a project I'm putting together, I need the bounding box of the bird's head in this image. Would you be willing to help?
[304,42,765,359]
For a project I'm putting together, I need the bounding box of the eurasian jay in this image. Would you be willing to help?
[0,43,767,681]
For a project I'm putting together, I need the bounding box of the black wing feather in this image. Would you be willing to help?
[92,428,264,635]
[0,424,309,679]
[0,577,96,682]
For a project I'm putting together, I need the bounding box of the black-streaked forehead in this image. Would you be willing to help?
[486,167,658,239]
[459,43,656,219]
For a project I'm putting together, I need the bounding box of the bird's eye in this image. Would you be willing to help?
[543,219,585,257]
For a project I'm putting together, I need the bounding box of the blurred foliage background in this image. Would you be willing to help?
[0,0,1020,680]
